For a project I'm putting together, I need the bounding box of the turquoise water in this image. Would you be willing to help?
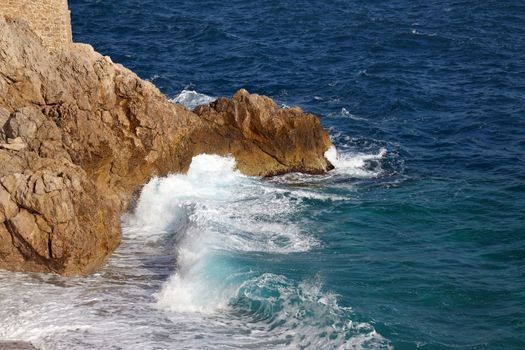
[1,0,524,349]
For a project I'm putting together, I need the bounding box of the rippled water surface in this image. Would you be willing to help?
[1,1,524,349]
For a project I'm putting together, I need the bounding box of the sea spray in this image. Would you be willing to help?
[0,150,392,349]
[126,153,391,348]
[325,146,387,178]
[11,0,523,347]
[126,154,320,312]
[170,90,216,110]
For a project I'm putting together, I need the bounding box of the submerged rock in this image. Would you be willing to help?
[0,15,333,275]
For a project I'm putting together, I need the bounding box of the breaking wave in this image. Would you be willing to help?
[0,150,392,349]
[123,153,391,349]
[325,146,387,178]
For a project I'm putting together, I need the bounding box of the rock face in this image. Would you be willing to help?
[0,15,333,275]
[191,90,333,176]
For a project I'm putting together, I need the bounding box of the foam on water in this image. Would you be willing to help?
[126,154,318,253]
[0,82,391,346]
[170,89,216,110]
[325,146,387,178]
[226,273,392,349]
[128,154,390,348]
[62,1,525,347]
[0,154,391,349]
[334,107,368,121]
[125,154,319,313]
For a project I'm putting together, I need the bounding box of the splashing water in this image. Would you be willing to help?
[325,146,387,178]
[130,154,320,313]
[170,89,216,110]
[129,154,392,349]
[60,0,525,347]
[0,151,392,349]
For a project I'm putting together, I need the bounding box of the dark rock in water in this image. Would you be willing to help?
[0,15,333,275]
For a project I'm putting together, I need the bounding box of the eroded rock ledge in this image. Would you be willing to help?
[0,16,333,275]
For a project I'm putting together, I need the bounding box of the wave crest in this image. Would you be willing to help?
[325,146,387,178]
[122,153,391,348]
[170,89,216,110]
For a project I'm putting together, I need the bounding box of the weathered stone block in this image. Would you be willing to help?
[0,0,72,50]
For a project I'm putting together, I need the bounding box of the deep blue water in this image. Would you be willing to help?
[72,0,525,349]
[4,1,525,349]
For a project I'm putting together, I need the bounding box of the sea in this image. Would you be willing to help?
[0,1,524,349]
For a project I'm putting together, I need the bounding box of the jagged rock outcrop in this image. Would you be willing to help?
[0,15,333,275]
[190,90,333,176]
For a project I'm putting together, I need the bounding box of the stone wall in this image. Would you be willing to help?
[0,0,72,50]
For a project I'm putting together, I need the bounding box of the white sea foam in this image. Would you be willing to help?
[128,154,318,253]
[170,89,216,110]
[325,145,387,178]
[138,154,389,348]
[286,188,347,201]
[411,28,437,37]
[122,154,320,313]
[0,153,391,349]
[226,273,392,349]
[340,107,368,121]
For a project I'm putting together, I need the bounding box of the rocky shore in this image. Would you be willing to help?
[0,15,333,276]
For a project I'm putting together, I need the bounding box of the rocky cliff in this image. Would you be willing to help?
[0,15,333,275]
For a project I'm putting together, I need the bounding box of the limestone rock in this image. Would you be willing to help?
[0,137,27,151]
[192,89,334,176]
[0,15,333,275]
